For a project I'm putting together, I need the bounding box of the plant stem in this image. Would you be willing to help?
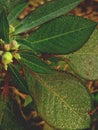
[2,71,10,101]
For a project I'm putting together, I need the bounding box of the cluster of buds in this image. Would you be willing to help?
[0,39,21,70]
[4,40,20,51]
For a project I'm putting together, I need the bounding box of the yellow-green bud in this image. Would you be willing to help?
[2,52,13,70]
[9,25,15,34]
[10,40,20,50]
[14,53,21,60]
[4,44,10,51]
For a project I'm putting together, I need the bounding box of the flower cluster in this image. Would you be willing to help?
[0,39,21,70]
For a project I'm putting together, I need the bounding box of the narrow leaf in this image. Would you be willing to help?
[66,29,98,80]
[20,52,53,73]
[14,0,83,34]
[0,9,9,42]
[8,3,28,24]
[0,0,27,12]
[26,16,96,54]
[26,72,92,129]
[17,41,36,54]
[9,64,29,94]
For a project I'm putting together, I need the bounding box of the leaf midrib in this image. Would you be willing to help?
[43,1,81,21]
[15,0,82,33]
[34,73,86,122]
[28,24,95,45]
[25,0,81,26]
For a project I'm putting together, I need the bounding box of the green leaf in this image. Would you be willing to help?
[43,123,55,130]
[66,29,98,80]
[0,0,27,12]
[17,40,37,54]
[25,16,96,54]
[26,72,92,129]
[0,0,7,9]
[14,0,83,34]
[9,64,29,94]
[20,52,53,73]
[0,9,9,42]
[8,2,28,24]
[0,97,25,130]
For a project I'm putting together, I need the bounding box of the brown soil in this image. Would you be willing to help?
[72,0,98,22]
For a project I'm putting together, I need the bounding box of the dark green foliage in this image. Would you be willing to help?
[0,0,97,130]
[27,15,96,54]
[0,0,27,12]
[0,9,9,42]
[9,65,29,94]
[8,3,28,24]
[14,0,83,34]
[0,97,25,130]
[20,52,53,73]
